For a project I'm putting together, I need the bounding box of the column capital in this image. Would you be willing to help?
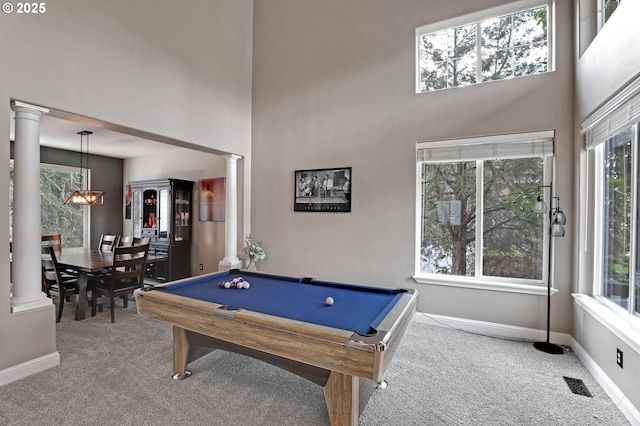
[11,100,50,115]
[223,154,242,163]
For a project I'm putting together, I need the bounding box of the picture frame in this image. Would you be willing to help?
[294,167,351,212]
[199,178,226,222]
[124,184,132,219]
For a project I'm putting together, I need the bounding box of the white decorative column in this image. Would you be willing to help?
[11,101,51,312]
[219,154,243,271]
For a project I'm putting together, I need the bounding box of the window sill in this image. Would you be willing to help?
[573,293,640,354]
[412,275,556,296]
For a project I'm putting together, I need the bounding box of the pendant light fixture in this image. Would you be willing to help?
[64,130,104,205]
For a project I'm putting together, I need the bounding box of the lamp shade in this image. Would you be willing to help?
[533,195,547,214]
[551,220,565,237]
[65,190,104,205]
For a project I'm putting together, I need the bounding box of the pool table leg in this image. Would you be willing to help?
[172,326,192,380]
[324,371,359,426]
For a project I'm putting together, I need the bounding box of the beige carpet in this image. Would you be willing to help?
[0,301,630,425]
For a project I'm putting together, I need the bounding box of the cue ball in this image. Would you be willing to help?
[325,297,334,306]
[243,282,250,289]
[224,282,231,289]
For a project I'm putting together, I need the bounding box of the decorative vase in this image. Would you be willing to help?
[246,257,258,271]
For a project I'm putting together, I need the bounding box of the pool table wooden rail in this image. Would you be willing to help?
[134,284,417,426]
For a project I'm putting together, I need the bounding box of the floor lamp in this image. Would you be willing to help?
[533,184,566,355]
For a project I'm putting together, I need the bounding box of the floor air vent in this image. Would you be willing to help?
[563,376,593,397]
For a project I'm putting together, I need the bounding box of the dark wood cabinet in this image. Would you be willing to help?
[130,178,193,282]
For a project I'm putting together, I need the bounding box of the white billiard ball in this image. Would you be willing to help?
[325,297,334,306]
[243,282,250,289]
[224,281,231,289]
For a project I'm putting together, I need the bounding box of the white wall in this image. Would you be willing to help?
[251,0,575,331]
[0,0,253,378]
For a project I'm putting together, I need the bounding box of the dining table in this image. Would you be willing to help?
[56,247,165,321]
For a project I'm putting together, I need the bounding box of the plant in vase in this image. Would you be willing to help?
[242,234,266,270]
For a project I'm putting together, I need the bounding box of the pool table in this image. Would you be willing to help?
[134,269,417,426]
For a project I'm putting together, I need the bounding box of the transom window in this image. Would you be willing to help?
[416,1,551,93]
[416,131,554,287]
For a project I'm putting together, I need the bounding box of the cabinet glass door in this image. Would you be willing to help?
[158,188,169,242]
[132,189,142,238]
[142,189,158,240]
[174,189,191,242]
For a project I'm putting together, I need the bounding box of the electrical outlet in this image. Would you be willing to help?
[616,348,623,369]
[199,264,203,271]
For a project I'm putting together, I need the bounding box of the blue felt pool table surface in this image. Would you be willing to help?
[156,270,406,336]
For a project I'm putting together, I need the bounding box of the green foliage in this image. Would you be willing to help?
[419,5,548,91]
[420,157,544,280]
[10,163,85,248]
[603,131,632,292]
[604,0,621,22]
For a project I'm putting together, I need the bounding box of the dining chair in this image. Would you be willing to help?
[113,235,136,306]
[97,234,120,252]
[42,246,79,323]
[42,234,77,281]
[90,244,150,323]
[118,236,134,247]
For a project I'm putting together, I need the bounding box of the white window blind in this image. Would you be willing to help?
[416,130,555,163]
[583,75,640,149]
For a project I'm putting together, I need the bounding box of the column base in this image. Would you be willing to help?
[218,258,243,271]
[11,293,52,313]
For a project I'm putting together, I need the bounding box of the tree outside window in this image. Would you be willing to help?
[420,157,545,281]
[417,4,548,92]
[602,0,622,24]
[602,129,632,309]
[10,162,86,248]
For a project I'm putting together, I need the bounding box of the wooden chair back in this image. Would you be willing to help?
[42,234,63,253]
[118,236,134,247]
[98,234,120,252]
[133,237,151,246]
[42,245,79,322]
[41,245,57,296]
[108,244,150,289]
[90,243,150,323]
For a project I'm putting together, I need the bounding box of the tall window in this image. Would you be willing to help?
[585,73,640,317]
[9,161,87,247]
[416,131,553,285]
[592,125,639,316]
[602,129,632,309]
[416,1,550,93]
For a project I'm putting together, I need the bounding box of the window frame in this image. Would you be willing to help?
[582,74,640,320]
[591,124,639,317]
[9,160,90,248]
[597,0,622,30]
[414,131,555,296]
[415,0,554,93]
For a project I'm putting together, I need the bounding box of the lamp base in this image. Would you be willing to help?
[534,341,564,354]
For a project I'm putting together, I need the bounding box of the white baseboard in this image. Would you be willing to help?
[571,339,640,426]
[413,312,640,426]
[413,311,573,345]
[0,352,60,387]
